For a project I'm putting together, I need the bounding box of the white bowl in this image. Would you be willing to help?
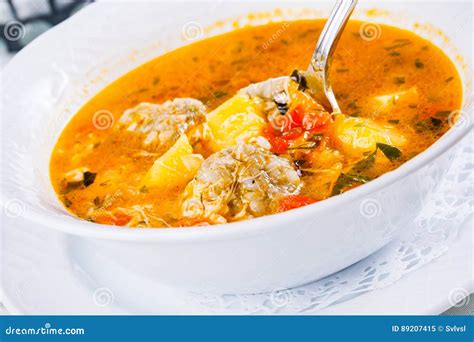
[1,1,472,294]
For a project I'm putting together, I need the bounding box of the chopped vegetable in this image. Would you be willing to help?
[415,117,443,131]
[376,142,402,161]
[330,115,406,160]
[264,102,331,154]
[290,69,308,91]
[393,77,406,85]
[83,171,97,187]
[142,135,203,189]
[331,142,401,196]
[206,94,266,150]
[277,195,318,212]
[384,39,411,50]
[61,168,97,194]
[415,59,424,69]
[93,211,133,226]
[331,173,368,195]
[350,150,377,175]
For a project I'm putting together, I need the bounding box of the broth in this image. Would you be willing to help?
[50,20,462,227]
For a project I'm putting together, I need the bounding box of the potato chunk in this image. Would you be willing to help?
[331,115,406,159]
[206,94,266,151]
[142,135,203,189]
[370,87,419,115]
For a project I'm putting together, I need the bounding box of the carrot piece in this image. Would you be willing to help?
[277,195,318,212]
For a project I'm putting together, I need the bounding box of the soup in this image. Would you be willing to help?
[50,20,463,228]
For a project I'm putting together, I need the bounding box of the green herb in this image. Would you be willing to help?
[83,171,97,187]
[93,196,103,207]
[230,58,249,66]
[331,173,369,196]
[336,68,349,73]
[388,119,400,124]
[281,39,289,45]
[331,149,381,196]
[294,159,307,168]
[290,70,308,91]
[350,150,377,174]
[445,76,454,83]
[61,181,83,194]
[333,142,401,196]
[384,41,411,50]
[153,76,161,85]
[349,111,361,117]
[308,133,323,141]
[416,117,443,131]
[347,100,360,110]
[430,117,443,127]
[376,143,402,161]
[389,51,401,57]
[336,93,349,100]
[213,90,228,99]
[415,59,424,69]
[393,77,406,85]
[140,185,149,194]
[63,197,72,208]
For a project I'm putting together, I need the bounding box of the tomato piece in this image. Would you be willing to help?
[302,110,330,132]
[95,212,132,226]
[309,123,330,135]
[263,102,331,153]
[281,127,304,140]
[277,195,318,212]
[94,215,117,225]
[288,104,305,127]
[269,136,289,154]
[263,122,281,138]
[114,212,132,226]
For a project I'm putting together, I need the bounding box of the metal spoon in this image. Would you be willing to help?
[305,0,358,113]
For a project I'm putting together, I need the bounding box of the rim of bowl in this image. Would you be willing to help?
[1,3,472,242]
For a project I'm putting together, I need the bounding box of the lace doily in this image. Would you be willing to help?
[184,133,473,314]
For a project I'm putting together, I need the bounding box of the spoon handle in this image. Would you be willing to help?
[307,0,358,113]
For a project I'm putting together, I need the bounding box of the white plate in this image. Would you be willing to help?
[1,201,471,315]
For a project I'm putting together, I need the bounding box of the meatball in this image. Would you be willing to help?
[181,143,301,224]
[238,76,290,101]
[117,98,206,152]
